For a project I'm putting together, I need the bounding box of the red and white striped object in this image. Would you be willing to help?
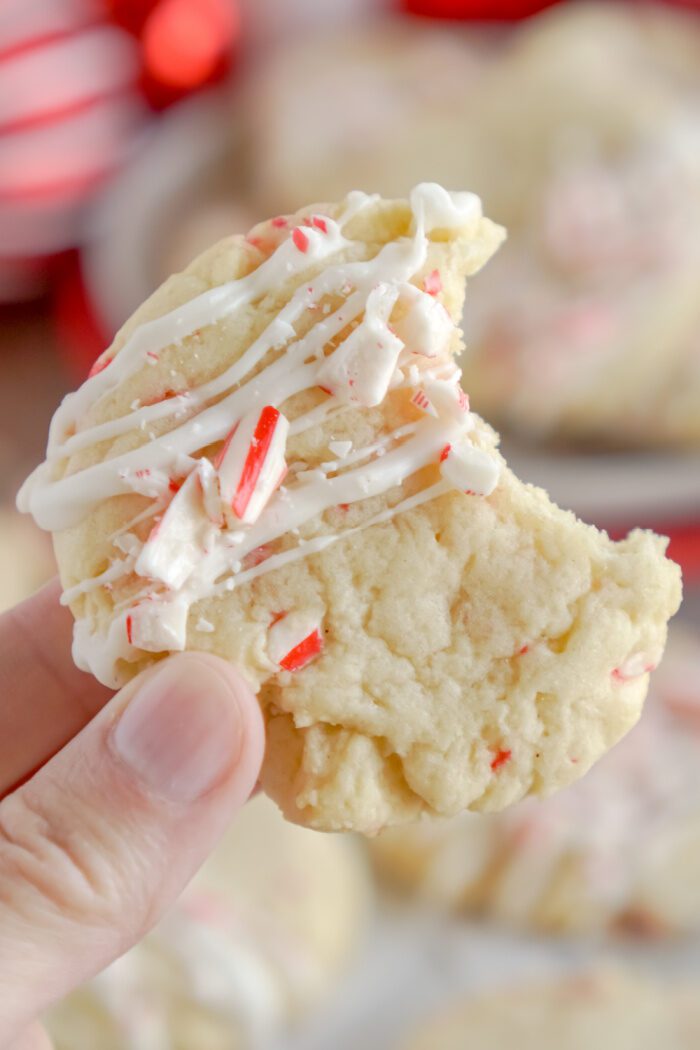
[267,611,324,672]
[439,440,500,496]
[135,461,215,589]
[612,651,658,683]
[217,405,289,524]
[126,596,189,652]
[0,0,145,297]
[411,379,470,422]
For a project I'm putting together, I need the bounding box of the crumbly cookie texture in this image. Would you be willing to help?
[372,623,700,935]
[19,187,680,833]
[406,971,700,1050]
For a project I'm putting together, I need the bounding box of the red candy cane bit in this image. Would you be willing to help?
[168,477,182,494]
[518,644,529,656]
[126,614,133,645]
[269,611,287,627]
[279,629,324,672]
[231,406,282,520]
[412,389,431,411]
[318,384,332,395]
[292,227,309,253]
[311,216,327,233]
[423,269,442,296]
[490,748,512,772]
[88,354,113,378]
[338,503,350,512]
[439,444,451,463]
[271,216,288,228]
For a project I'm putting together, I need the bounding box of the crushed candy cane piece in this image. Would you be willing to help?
[612,651,658,682]
[135,465,214,589]
[196,457,224,526]
[393,291,453,358]
[271,216,287,228]
[311,216,328,233]
[328,440,352,458]
[411,388,438,417]
[119,466,172,499]
[126,597,188,652]
[268,611,324,671]
[317,285,403,407]
[217,406,289,525]
[490,748,512,772]
[423,269,442,296]
[292,227,309,253]
[419,378,471,424]
[440,440,500,496]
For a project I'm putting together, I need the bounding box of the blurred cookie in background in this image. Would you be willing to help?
[404,970,700,1050]
[247,19,489,213]
[460,2,700,448]
[372,622,700,938]
[0,508,54,612]
[46,795,372,1049]
[247,3,700,449]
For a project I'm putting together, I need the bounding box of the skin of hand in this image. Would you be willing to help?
[0,580,265,1050]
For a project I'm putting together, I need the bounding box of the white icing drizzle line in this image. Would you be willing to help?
[18,183,499,688]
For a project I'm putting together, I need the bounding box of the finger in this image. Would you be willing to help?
[0,652,264,1042]
[0,580,112,796]
[7,1023,53,1050]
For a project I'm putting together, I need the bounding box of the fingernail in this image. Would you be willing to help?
[110,656,243,803]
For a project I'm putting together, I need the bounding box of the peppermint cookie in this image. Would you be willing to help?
[373,622,700,936]
[19,184,681,833]
[459,3,700,448]
[46,795,371,1050]
[405,971,700,1050]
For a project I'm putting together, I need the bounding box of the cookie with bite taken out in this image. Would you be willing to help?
[19,184,681,833]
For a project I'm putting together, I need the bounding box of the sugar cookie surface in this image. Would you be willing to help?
[19,186,681,832]
[373,623,700,935]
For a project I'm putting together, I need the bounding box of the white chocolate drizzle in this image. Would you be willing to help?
[18,183,500,687]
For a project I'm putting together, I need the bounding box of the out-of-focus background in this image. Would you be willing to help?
[2,0,699,1047]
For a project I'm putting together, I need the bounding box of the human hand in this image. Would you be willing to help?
[0,580,264,1049]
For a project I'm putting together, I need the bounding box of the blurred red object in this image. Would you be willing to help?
[401,0,561,18]
[143,0,238,90]
[108,0,239,106]
[0,0,146,302]
[53,252,109,379]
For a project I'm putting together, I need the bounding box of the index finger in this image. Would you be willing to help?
[0,579,112,796]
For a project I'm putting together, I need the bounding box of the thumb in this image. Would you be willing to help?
[0,652,264,1042]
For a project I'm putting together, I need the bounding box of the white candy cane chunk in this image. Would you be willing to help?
[612,650,659,682]
[317,285,403,407]
[267,611,324,672]
[118,467,172,499]
[217,406,289,525]
[126,597,189,652]
[197,457,224,526]
[440,441,500,496]
[135,465,214,589]
[393,292,454,358]
[426,379,471,422]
